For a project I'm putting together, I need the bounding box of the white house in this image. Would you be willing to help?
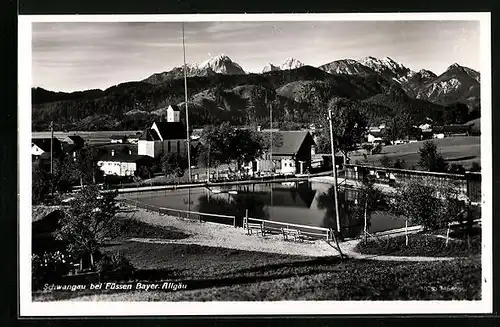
[138,118,188,158]
[97,150,152,177]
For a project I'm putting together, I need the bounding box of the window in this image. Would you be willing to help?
[177,140,180,154]
[168,141,171,152]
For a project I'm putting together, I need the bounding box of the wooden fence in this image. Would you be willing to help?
[345,164,481,203]
[122,198,332,241]
[122,198,237,227]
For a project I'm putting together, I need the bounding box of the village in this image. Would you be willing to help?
[32,104,478,186]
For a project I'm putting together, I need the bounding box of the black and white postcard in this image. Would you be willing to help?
[18,13,492,316]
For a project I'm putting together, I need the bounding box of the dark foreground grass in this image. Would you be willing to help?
[33,242,481,301]
[355,232,481,257]
[109,217,190,241]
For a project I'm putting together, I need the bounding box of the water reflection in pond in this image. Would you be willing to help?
[131,181,406,238]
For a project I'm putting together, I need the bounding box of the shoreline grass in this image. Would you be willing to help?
[355,232,481,257]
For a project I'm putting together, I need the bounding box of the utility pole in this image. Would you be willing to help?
[182,22,191,183]
[328,109,341,235]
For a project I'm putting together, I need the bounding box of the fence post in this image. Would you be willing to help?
[233,216,237,228]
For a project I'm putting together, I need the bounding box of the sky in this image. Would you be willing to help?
[32,20,481,92]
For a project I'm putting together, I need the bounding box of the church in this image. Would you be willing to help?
[138,105,188,158]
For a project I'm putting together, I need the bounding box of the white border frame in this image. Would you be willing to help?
[19,12,492,316]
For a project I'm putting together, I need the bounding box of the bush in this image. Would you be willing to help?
[470,162,481,172]
[391,180,464,231]
[362,143,374,154]
[448,163,466,175]
[32,251,76,288]
[356,233,481,257]
[96,253,135,280]
[393,159,406,169]
[379,155,392,168]
[372,143,383,154]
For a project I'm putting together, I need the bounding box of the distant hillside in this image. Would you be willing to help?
[32,55,480,132]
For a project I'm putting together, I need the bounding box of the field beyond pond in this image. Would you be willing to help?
[351,136,480,169]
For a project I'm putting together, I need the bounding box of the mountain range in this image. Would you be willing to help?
[32,54,481,132]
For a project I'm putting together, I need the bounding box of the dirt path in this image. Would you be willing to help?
[121,208,457,262]
[119,208,339,257]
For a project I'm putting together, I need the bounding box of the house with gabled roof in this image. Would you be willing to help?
[138,120,188,158]
[62,135,86,148]
[253,131,316,176]
[32,138,63,160]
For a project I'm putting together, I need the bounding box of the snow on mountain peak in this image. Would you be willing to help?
[418,69,437,79]
[199,54,246,75]
[280,58,304,70]
[262,63,281,73]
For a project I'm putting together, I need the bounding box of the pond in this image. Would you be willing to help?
[127,181,407,238]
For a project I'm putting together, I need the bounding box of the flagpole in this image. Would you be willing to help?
[182,22,192,183]
[328,109,341,235]
[50,120,53,175]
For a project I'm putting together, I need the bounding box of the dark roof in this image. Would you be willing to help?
[32,138,62,152]
[262,131,315,155]
[433,125,470,133]
[110,135,127,140]
[139,129,161,141]
[169,104,180,112]
[63,135,85,146]
[153,121,187,140]
[62,143,78,154]
[97,153,152,163]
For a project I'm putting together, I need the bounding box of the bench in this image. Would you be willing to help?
[281,228,304,242]
[244,221,265,236]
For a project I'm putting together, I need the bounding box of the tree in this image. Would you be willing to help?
[391,179,463,232]
[325,97,368,163]
[161,152,188,177]
[279,121,303,131]
[386,113,412,143]
[418,140,448,172]
[362,143,374,155]
[56,184,119,270]
[52,155,79,194]
[200,123,269,175]
[76,146,102,185]
[379,155,392,168]
[32,162,51,204]
[357,177,386,242]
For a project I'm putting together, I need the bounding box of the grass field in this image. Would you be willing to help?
[33,241,481,301]
[351,136,481,169]
[355,232,481,258]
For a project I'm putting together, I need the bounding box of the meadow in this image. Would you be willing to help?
[351,136,480,169]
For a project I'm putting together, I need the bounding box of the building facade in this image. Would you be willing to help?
[253,131,316,176]
[138,118,188,158]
